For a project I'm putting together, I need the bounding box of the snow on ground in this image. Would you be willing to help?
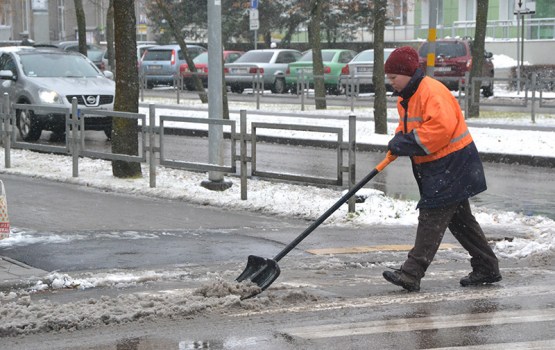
[0,75,554,337]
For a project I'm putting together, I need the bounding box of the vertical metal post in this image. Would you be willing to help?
[347,115,356,213]
[521,13,525,86]
[71,98,79,177]
[464,72,470,118]
[531,74,536,123]
[202,0,231,191]
[300,71,305,111]
[149,104,156,188]
[175,75,181,104]
[349,73,355,112]
[2,94,11,168]
[256,71,261,110]
[240,110,247,200]
[426,0,438,77]
[140,74,144,102]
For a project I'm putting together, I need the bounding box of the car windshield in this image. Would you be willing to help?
[193,52,208,64]
[87,50,105,61]
[234,51,274,63]
[299,51,337,62]
[355,50,374,62]
[142,50,173,61]
[419,42,467,58]
[20,53,102,78]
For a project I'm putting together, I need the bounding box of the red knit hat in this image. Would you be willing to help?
[384,46,420,76]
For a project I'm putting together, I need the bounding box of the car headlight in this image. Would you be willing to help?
[38,89,63,104]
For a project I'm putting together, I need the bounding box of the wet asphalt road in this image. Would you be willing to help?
[1,109,554,348]
[1,170,554,349]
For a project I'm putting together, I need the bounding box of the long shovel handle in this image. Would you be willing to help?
[273,152,397,262]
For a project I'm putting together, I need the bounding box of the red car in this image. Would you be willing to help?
[179,50,244,90]
[418,38,494,97]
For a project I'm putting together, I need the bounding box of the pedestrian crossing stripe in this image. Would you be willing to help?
[282,308,555,340]
[306,243,459,255]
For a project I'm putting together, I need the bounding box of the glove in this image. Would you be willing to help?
[387,132,404,156]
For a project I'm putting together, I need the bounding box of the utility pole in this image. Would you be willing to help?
[426,0,438,77]
[201,0,231,191]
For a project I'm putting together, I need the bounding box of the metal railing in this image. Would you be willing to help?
[1,97,361,211]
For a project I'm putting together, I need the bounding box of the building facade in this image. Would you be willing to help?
[0,0,152,44]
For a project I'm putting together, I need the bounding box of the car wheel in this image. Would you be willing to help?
[272,78,286,94]
[16,108,42,141]
[231,85,244,94]
[482,84,494,97]
[327,85,343,96]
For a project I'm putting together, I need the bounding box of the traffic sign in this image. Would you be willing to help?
[514,0,536,14]
[251,0,258,9]
[249,9,259,30]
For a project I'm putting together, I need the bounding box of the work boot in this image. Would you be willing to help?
[382,270,420,292]
[460,271,502,287]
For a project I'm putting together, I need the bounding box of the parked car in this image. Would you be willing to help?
[56,41,107,71]
[417,38,495,97]
[179,50,244,90]
[339,48,395,95]
[224,49,302,94]
[285,49,357,95]
[139,44,207,88]
[0,47,115,141]
[102,43,156,70]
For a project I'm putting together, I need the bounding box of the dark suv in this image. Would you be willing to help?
[418,38,494,97]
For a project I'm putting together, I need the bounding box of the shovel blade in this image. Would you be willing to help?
[236,255,281,298]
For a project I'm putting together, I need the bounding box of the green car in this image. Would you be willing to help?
[285,49,357,95]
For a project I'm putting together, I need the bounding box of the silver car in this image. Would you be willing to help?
[224,49,302,94]
[139,44,207,88]
[339,48,395,94]
[0,47,115,141]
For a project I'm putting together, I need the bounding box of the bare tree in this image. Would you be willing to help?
[111,0,141,178]
[468,0,489,118]
[74,0,87,55]
[154,0,207,104]
[308,0,326,110]
[373,0,388,135]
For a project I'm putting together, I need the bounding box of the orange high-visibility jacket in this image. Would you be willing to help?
[395,76,473,164]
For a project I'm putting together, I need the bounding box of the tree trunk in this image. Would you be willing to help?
[309,0,326,110]
[373,0,388,135]
[105,0,115,71]
[74,0,87,55]
[111,0,142,178]
[468,0,489,118]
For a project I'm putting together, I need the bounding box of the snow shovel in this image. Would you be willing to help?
[236,151,397,299]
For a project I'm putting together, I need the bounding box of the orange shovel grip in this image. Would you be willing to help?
[375,151,397,172]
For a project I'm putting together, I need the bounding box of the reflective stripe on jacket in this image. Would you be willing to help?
[395,76,473,164]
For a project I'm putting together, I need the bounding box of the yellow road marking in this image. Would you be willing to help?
[306,243,459,255]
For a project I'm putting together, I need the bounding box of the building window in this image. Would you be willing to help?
[389,0,408,26]
[465,0,476,21]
